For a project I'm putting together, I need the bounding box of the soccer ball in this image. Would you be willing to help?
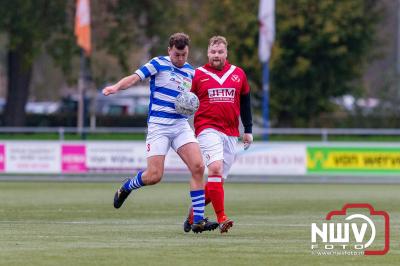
[174,91,200,116]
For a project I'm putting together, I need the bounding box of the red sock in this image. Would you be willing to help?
[207,175,226,223]
[205,182,211,205]
[189,183,211,224]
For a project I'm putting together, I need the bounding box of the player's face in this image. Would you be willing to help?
[208,43,227,70]
[168,45,189,68]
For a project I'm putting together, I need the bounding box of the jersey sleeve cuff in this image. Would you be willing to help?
[134,70,145,80]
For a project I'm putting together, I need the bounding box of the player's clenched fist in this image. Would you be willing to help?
[102,85,119,96]
[243,133,253,150]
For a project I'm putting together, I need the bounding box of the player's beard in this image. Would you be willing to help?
[211,59,224,70]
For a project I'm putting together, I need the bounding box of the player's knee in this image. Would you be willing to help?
[208,164,223,176]
[146,169,163,185]
[191,161,205,177]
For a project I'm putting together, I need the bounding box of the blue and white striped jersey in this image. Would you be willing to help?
[135,56,194,125]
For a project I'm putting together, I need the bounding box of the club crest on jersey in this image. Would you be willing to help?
[182,77,192,90]
[208,88,235,103]
[231,74,240,83]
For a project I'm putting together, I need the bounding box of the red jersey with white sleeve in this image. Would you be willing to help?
[191,62,250,137]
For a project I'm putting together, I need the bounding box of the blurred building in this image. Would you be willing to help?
[95,85,149,115]
[57,85,149,116]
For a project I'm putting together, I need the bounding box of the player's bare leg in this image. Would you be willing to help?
[113,155,165,208]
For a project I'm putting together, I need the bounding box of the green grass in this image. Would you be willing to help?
[0,182,399,266]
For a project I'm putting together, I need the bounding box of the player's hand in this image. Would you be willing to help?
[102,85,119,96]
[243,133,253,150]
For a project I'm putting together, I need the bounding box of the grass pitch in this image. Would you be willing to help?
[0,181,399,266]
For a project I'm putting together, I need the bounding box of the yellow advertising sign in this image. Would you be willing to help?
[307,147,400,173]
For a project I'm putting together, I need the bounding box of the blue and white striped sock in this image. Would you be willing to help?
[190,190,205,223]
[122,171,144,192]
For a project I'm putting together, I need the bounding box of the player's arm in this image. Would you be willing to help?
[102,74,141,96]
[240,92,253,150]
[240,70,253,150]
[103,57,160,96]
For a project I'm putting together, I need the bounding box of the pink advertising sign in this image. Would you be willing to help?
[62,145,87,173]
[0,144,5,172]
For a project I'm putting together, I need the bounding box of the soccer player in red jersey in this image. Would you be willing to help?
[183,36,253,233]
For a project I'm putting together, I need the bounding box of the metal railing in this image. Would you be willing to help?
[2,126,400,141]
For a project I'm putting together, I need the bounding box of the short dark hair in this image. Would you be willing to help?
[169,32,190,49]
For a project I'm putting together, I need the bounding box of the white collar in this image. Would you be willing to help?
[197,65,236,85]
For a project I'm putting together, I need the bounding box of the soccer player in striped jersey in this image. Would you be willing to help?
[183,36,253,233]
[102,33,218,233]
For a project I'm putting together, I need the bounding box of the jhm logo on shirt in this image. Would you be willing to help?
[208,88,235,103]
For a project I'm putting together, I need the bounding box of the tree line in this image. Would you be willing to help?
[0,0,382,127]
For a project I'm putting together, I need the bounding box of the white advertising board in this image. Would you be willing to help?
[86,142,147,172]
[5,142,61,173]
[0,141,307,176]
[230,143,307,175]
